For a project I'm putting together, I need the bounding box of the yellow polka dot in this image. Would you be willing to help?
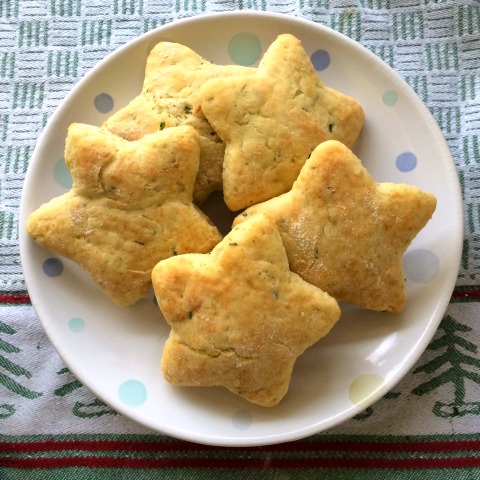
[349,374,384,407]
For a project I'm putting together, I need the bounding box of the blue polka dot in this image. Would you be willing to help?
[68,317,85,333]
[53,157,73,189]
[94,93,114,114]
[383,90,398,106]
[228,33,261,66]
[43,258,64,277]
[118,380,147,407]
[396,152,417,172]
[403,249,440,283]
[310,49,331,71]
[232,409,253,430]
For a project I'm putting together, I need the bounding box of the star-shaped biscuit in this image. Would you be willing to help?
[27,123,222,307]
[199,33,365,211]
[234,140,437,313]
[103,41,255,204]
[152,214,340,407]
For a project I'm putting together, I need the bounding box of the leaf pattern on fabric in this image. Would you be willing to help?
[55,367,118,418]
[0,320,42,412]
[412,315,480,418]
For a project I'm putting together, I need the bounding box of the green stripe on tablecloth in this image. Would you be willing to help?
[3,432,480,443]
[2,468,480,480]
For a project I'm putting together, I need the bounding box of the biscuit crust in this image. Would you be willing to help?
[199,34,365,211]
[234,141,437,313]
[152,214,340,407]
[103,41,255,204]
[27,123,222,307]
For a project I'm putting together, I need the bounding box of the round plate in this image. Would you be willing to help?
[19,11,463,446]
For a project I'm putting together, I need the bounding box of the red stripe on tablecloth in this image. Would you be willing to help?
[451,289,480,300]
[0,293,31,305]
[0,289,477,306]
[3,455,480,469]
[3,438,480,454]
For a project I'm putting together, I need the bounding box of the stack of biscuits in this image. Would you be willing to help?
[27,34,436,407]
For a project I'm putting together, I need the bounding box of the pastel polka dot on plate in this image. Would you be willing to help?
[228,33,262,66]
[232,409,253,430]
[396,151,417,172]
[403,249,440,283]
[118,379,147,407]
[68,317,85,333]
[43,257,64,277]
[310,49,331,71]
[382,89,398,107]
[94,93,114,114]
[349,374,384,407]
[53,157,73,189]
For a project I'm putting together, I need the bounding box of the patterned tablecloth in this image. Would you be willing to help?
[1,0,480,478]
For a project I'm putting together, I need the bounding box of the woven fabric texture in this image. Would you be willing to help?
[1,0,480,477]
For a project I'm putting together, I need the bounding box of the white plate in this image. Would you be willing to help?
[19,11,463,446]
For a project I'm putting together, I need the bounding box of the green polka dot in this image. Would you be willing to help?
[228,33,261,66]
[53,158,72,189]
[68,317,85,333]
[383,90,398,106]
[118,380,147,407]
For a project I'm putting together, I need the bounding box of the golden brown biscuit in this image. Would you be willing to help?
[234,140,437,313]
[27,123,222,307]
[152,214,340,407]
[103,41,255,204]
[199,33,365,211]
